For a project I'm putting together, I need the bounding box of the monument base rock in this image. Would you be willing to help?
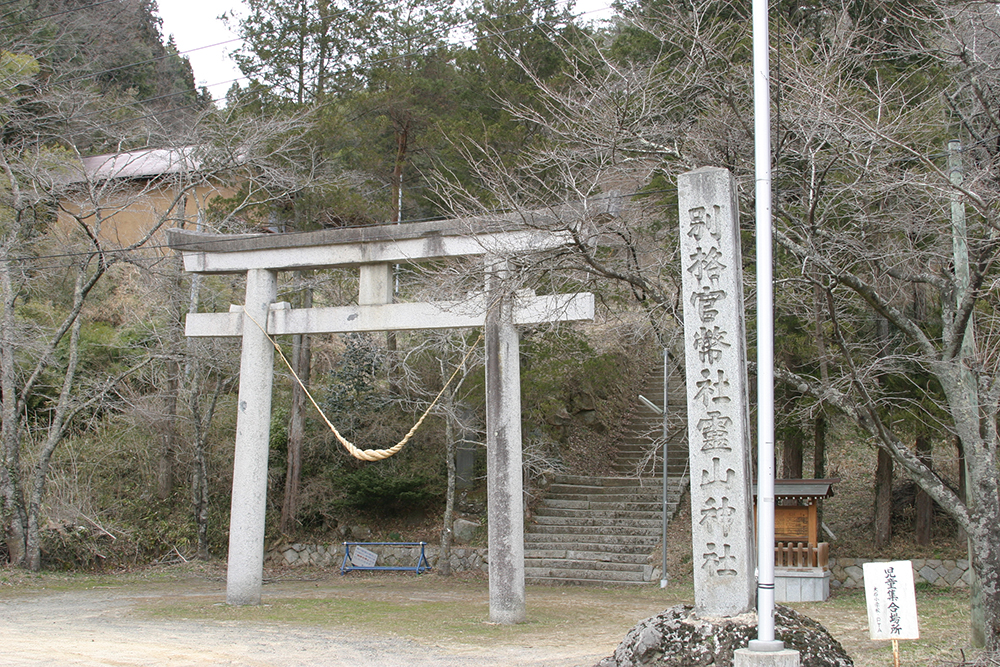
[595,604,853,667]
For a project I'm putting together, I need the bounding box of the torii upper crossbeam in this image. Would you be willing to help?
[167,216,594,624]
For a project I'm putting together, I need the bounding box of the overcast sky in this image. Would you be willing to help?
[157,0,245,100]
[157,1,615,105]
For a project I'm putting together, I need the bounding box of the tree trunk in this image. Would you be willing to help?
[439,408,456,576]
[781,428,804,480]
[315,0,331,100]
[26,302,85,570]
[159,256,186,501]
[193,435,210,560]
[0,247,27,566]
[914,434,933,546]
[874,447,893,549]
[158,365,179,500]
[281,281,312,535]
[189,371,228,561]
[956,435,968,544]
[184,272,216,561]
[814,413,827,530]
[970,503,1000,649]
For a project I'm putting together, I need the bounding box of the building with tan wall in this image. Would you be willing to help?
[57,147,236,252]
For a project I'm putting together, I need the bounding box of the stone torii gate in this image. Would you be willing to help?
[166,216,595,624]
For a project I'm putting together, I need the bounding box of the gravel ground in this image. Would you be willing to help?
[0,564,976,667]
[1,589,494,666]
[0,568,654,667]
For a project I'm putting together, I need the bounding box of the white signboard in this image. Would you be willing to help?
[863,561,919,640]
[350,546,378,568]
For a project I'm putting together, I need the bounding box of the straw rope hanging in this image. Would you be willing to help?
[242,306,482,461]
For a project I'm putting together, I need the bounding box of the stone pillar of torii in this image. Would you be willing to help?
[167,214,595,624]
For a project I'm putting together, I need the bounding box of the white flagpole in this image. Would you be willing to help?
[750,0,782,652]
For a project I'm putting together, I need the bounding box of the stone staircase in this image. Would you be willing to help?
[524,358,689,586]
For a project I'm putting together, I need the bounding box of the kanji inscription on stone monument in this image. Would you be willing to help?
[678,167,756,617]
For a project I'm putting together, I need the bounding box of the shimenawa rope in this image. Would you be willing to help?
[241,306,482,461]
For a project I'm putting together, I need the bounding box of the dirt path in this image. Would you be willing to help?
[0,568,655,667]
[0,565,975,667]
[1,590,487,666]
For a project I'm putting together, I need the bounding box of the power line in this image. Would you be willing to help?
[3,0,614,117]
[5,187,668,268]
[19,1,610,121]
[1,0,118,29]
[194,3,612,107]
[55,38,243,88]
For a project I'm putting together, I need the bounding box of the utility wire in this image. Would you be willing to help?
[54,38,243,88]
[14,2,612,121]
[7,186,669,268]
[1,0,118,29]
[2,3,601,113]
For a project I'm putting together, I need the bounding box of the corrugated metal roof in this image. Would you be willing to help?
[80,147,202,180]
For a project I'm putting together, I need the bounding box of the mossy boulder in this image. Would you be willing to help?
[596,604,853,667]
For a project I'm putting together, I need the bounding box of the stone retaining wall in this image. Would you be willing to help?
[828,557,972,589]
[266,542,489,574]
[267,545,971,591]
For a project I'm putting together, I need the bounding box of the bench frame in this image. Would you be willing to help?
[340,541,432,574]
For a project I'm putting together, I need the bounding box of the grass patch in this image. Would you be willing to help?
[788,588,976,667]
[0,563,983,666]
[135,571,692,650]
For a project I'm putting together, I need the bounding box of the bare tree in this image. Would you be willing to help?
[435,0,1000,649]
[0,44,319,567]
[396,330,483,575]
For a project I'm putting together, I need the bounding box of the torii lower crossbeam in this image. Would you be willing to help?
[167,221,594,624]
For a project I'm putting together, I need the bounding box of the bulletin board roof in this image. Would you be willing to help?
[753,478,839,502]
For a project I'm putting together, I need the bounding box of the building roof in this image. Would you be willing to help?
[80,147,202,180]
[753,478,839,501]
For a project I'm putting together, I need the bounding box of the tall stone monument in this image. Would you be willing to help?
[678,167,756,617]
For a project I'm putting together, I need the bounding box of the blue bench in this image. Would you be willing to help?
[340,541,432,575]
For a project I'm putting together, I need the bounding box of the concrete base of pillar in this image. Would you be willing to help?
[734,648,800,667]
[775,568,830,602]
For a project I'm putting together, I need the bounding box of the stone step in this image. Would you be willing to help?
[534,505,666,519]
[522,363,688,588]
[612,450,687,459]
[614,443,688,456]
[521,548,653,563]
[550,475,670,487]
[547,480,667,493]
[541,492,665,505]
[531,515,663,529]
[613,451,688,461]
[538,497,669,510]
[610,459,686,470]
[610,467,687,479]
[525,575,651,587]
[524,558,647,573]
[610,461,686,473]
[524,567,649,584]
[524,535,659,563]
[612,446,688,462]
[526,526,662,538]
[524,526,661,551]
[525,529,661,543]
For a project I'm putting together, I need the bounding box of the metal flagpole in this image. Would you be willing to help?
[750,0,782,652]
[661,348,669,588]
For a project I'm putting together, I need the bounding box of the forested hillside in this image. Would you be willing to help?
[3,0,209,132]
[5,0,1000,649]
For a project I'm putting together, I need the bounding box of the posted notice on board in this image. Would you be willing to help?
[863,560,919,641]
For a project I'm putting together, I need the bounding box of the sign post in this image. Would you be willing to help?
[863,561,919,667]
